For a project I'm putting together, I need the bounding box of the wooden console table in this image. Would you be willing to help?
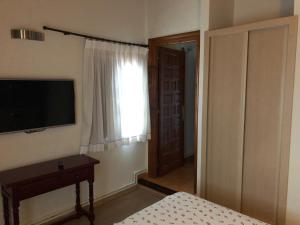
[0,155,100,225]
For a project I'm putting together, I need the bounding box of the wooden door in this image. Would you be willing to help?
[158,47,185,176]
[242,22,297,225]
[205,32,248,211]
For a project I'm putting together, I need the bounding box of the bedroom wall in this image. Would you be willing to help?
[208,0,294,29]
[209,0,235,29]
[234,0,294,25]
[146,0,201,38]
[0,0,147,225]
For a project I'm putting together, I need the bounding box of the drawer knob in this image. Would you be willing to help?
[58,161,64,170]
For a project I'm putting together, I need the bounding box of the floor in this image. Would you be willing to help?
[60,186,165,225]
[139,157,195,194]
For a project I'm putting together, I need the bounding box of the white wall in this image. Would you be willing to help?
[234,0,294,25]
[208,0,294,29]
[0,0,147,225]
[286,2,300,225]
[146,0,201,38]
[196,0,210,195]
[210,0,235,29]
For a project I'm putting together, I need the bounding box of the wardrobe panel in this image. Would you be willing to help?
[206,32,248,211]
[242,26,289,224]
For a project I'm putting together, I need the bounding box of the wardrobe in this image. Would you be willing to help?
[201,16,298,225]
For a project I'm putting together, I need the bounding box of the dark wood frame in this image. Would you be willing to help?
[148,31,200,193]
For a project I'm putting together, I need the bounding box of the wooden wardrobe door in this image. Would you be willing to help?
[205,32,248,211]
[242,23,297,225]
[202,16,297,225]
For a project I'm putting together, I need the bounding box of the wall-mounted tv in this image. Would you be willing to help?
[0,79,75,134]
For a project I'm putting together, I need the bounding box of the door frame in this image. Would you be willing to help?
[148,31,200,193]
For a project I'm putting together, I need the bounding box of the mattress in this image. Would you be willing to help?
[115,192,269,225]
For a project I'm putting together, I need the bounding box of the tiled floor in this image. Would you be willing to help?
[139,157,195,194]
[55,186,165,225]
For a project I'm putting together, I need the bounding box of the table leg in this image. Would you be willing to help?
[2,192,10,225]
[12,200,19,225]
[88,181,95,225]
[75,182,82,217]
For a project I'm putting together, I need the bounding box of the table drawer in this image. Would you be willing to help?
[61,167,91,186]
[16,167,91,200]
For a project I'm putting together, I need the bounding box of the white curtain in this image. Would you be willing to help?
[80,40,151,154]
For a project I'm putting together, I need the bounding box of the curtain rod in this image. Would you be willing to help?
[43,26,149,48]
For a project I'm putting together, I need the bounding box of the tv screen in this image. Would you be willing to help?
[0,80,75,134]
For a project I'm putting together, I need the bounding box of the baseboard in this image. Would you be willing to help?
[26,168,147,225]
[134,169,148,182]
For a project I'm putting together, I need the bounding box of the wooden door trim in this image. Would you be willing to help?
[201,16,298,224]
[148,31,200,194]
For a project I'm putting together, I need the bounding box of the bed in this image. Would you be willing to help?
[115,192,269,225]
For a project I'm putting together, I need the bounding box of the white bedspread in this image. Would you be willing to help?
[115,192,269,225]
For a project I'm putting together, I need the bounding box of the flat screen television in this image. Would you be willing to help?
[0,79,75,134]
